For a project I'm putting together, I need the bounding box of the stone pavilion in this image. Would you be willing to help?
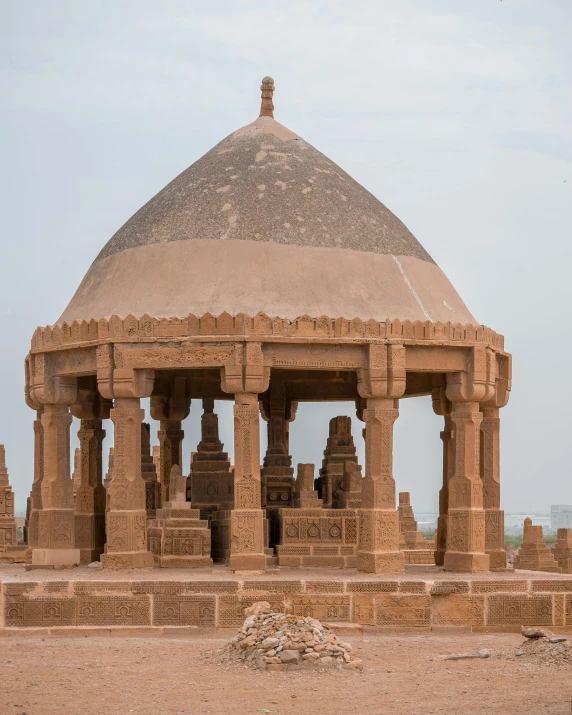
[24,77,511,573]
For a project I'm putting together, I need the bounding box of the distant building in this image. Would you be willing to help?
[552,505,572,530]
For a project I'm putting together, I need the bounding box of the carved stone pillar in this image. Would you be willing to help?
[229,392,266,570]
[32,405,80,565]
[443,401,489,572]
[435,414,454,566]
[74,419,106,564]
[157,420,184,505]
[28,408,44,548]
[481,406,506,568]
[101,398,153,568]
[357,398,404,574]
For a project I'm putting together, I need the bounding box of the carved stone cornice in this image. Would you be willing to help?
[30,312,505,352]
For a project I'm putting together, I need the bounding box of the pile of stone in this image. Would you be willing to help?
[230,602,363,671]
[498,628,572,667]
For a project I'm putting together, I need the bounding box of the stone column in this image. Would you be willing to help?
[74,419,106,564]
[481,406,506,568]
[101,398,153,568]
[229,392,266,570]
[32,405,80,565]
[435,414,454,566]
[157,420,184,505]
[443,401,489,572]
[357,398,404,574]
[28,408,44,548]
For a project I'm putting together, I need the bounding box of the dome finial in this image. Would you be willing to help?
[259,76,275,118]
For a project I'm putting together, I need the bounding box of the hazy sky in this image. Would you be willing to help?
[1,0,571,515]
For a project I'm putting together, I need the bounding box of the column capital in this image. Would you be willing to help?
[220,343,270,394]
[357,344,406,399]
[150,375,190,421]
[97,368,154,400]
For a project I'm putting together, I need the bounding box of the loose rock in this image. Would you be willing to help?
[226,602,361,671]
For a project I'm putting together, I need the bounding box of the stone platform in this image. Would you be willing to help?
[1,564,571,634]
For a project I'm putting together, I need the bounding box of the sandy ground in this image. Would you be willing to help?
[1,632,571,715]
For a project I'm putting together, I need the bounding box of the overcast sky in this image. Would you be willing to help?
[1,0,571,515]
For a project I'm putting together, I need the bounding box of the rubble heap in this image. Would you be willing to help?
[229,602,363,671]
[498,629,572,667]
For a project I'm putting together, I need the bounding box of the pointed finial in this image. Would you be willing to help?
[260,76,275,118]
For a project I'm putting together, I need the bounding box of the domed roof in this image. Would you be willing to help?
[59,78,475,325]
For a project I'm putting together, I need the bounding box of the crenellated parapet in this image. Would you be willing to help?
[30,313,505,351]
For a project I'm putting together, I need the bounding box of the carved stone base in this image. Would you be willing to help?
[228,510,266,570]
[228,553,267,570]
[443,551,490,572]
[31,548,80,566]
[487,549,507,569]
[276,543,356,568]
[357,509,404,574]
[154,555,213,568]
[100,551,153,568]
[357,551,405,574]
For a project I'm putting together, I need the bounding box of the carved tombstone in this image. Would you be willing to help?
[141,423,160,519]
[71,447,81,500]
[552,528,572,574]
[338,461,362,509]
[293,464,322,508]
[188,399,233,519]
[398,492,431,558]
[513,518,561,573]
[147,465,212,567]
[0,445,18,552]
[316,416,361,508]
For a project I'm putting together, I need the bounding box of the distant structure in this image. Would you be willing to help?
[513,518,560,573]
[24,76,511,573]
[0,446,17,552]
[551,505,572,530]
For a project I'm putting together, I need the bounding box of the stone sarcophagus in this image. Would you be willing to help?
[275,508,358,567]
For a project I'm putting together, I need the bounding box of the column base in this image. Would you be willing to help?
[357,551,405,574]
[487,549,507,569]
[100,551,154,569]
[434,549,445,566]
[228,553,267,570]
[31,548,80,566]
[443,551,490,572]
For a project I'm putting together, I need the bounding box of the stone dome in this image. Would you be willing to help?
[59,80,475,325]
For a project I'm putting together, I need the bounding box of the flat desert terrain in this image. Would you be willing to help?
[1,632,571,714]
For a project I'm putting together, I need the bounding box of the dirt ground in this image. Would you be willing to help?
[1,632,571,715]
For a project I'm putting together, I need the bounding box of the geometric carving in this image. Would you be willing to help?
[487,595,553,626]
[152,595,216,626]
[77,595,151,626]
[5,596,77,627]
[375,594,431,627]
[432,594,485,626]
